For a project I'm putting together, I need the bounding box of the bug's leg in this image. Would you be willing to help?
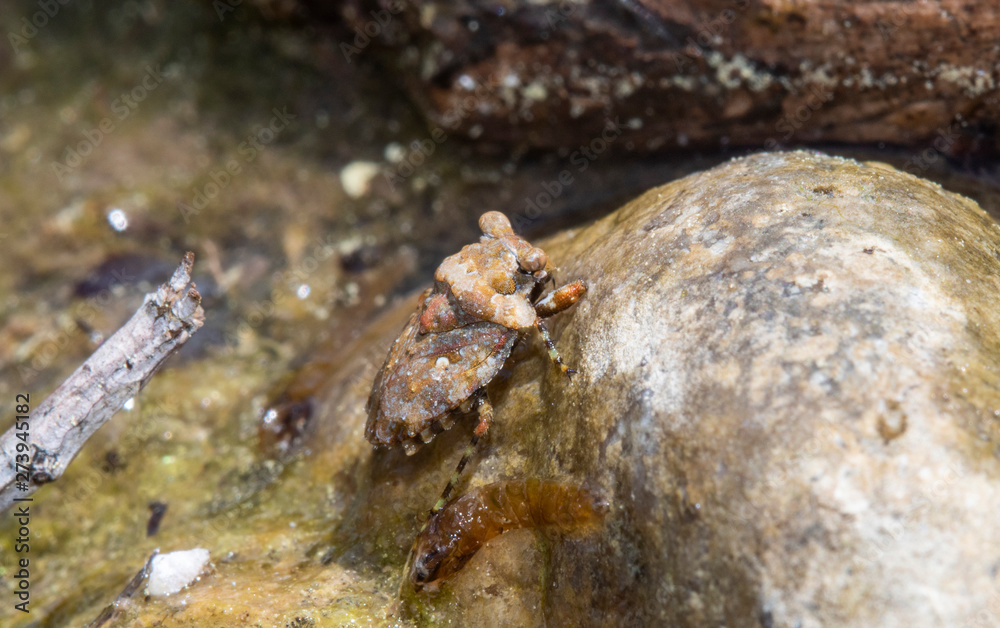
[535,279,587,318]
[533,280,585,377]
[400,395,494,596]
[430,394,493,515]
[535,318,575,376]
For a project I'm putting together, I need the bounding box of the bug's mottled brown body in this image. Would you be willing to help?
[364,297,517,451]
[365,212,588,594]
[364,211,586,456]
[409,479,608,590]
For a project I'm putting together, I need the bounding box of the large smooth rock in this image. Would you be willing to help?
[69,150,999,626]
[318,150,1000,626]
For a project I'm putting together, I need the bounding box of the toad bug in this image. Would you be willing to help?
[365,211,585,512]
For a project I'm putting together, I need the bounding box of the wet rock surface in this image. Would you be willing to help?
[326,0,1000,155]
[14,147,999,626]
[315,150,1000,626]
[4,1,1000,625]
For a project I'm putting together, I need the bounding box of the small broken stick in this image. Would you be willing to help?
[0,253,205,513]
[86,549,159,628]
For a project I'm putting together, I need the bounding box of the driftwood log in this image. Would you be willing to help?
[328,0,999,157]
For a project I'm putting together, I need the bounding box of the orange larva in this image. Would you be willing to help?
[409,478,608,590]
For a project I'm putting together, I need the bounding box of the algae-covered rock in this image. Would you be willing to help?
[12,150,1000,627]
[318,150,1000,626]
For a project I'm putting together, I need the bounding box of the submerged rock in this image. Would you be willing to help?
[315,150,1000,626]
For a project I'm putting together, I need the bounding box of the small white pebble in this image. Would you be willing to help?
[384,142,405,163]
[146,549,211,597]
[339,161,380,199]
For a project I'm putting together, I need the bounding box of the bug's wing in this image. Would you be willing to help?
[367,322,516,445]
[365,307,423,442]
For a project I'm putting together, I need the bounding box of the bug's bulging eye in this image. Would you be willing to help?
[479,211,512,237]
[518,247,548,273]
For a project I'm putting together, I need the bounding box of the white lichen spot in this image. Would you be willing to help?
[614,78,635,99]
[800,64,839,89]
[523,81,548,102]
[708,237,731,256]
[933,64,996,97]
[707,52,774,92]
[859,67,875,89]
[669,75,697,91]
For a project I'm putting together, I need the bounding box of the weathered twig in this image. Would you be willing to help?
[0,253,204,512]
[86,549,159,628]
